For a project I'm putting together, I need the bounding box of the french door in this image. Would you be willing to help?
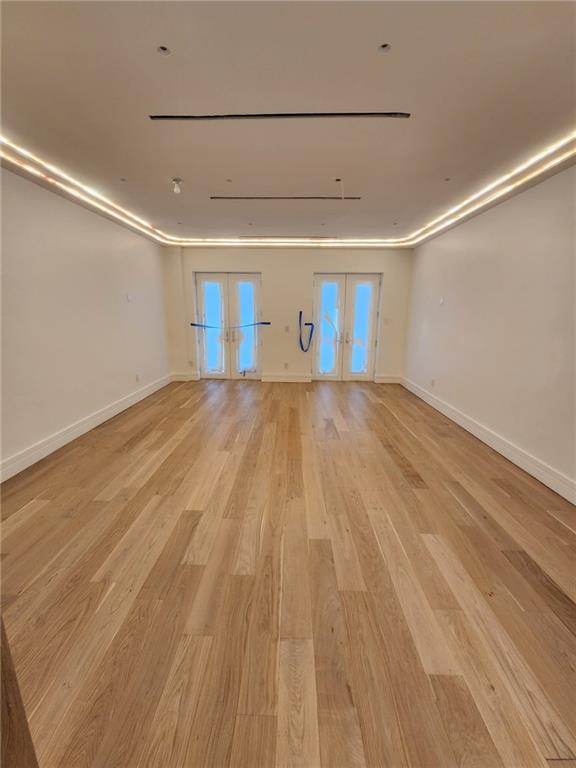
[196,273,261,379]
[313,273,380,380]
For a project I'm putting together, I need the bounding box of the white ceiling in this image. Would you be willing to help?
[2,1,575,239]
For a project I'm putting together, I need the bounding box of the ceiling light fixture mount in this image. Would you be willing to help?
[157,45,171,56]
[379,43,391,52]
[172,177,182,195]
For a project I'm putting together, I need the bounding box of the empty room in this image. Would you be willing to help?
[1,1,575,766]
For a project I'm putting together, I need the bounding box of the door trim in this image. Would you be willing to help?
[312,272,382,382]
[195,272,262,381]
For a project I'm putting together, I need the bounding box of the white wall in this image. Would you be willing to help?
[163,247,413,382]
[406,166,576,502]
[7,161,573,502]
[1,169,169,479]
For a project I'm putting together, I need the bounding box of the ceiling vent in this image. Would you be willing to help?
[210,195,361,201]
[149,111,410,121]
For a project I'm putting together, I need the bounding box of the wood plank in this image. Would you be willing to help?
[2,380,575,767]
[276,639,321,768]
[137,635,213,766]
[1,620,39,768]
[230,714,277,768]
[425,534,576,759]
[280,498,313,639]
[431,674,505,768]
[435,609,549,768]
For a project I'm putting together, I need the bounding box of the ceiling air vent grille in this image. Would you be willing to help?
[210,195,361,201]
[149,111,410,121]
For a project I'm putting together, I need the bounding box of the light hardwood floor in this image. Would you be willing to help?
[2,381,576,767]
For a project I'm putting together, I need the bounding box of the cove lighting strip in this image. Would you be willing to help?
[1,131,575,248]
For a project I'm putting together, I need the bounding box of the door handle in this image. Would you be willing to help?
[345,332,351,344]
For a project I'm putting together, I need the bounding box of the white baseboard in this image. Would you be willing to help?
[170,371,200,382]
[4,371,573,504]
[403,378,576,504]
[0,375,171,483]
[262,373,312,383]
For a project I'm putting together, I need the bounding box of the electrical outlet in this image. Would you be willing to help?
[284,362,289,370]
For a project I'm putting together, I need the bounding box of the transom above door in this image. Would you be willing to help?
[196,273,261,380]
[313,273,381,381]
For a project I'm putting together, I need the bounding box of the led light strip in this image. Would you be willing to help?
[407,131,576,242]
[1,131,575,248]
[407,143,576,246]
[0,150,168,243]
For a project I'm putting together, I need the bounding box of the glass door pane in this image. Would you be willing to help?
[343,274,380,380]
[196,274,229,378]
[229,274,261,379]
[313,275,345,378]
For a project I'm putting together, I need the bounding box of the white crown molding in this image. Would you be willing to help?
[2,131,575,249]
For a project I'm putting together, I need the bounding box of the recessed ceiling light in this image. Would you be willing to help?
[157,45,171,56]
[379,43,391,52]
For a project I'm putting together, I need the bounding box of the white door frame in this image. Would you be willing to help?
[313,273,381,381]
[342,273,381,381]
[312,273,346,381]
[228,273,262,380]
[196,273,229,379]
[195,272,262,380]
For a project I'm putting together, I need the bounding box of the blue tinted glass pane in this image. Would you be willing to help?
[238,281,255,371]
[351,283,372,373]
[319,281,339,374]
[203,281,223,372]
